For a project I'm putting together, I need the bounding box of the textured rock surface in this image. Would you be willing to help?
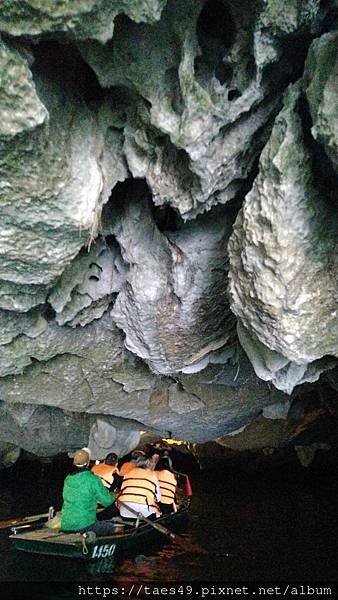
[237,322,337,395]
[228,81,338,391]
[0,308,47,347]
[0,37,127,311]
[105,183,236,374]
[0,442,21,468]
[0,38,47,136]
[79,0,314,219]
[0,312,288,448]
[195,392,337,464]
[0,0,337,458]
[304,31,338,173]
[0,0,167,42]
[49,237,126,327]
[0,400,142,458]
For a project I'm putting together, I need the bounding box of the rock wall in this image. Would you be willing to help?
[0,0,337,461]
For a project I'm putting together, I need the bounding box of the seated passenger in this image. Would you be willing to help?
[155,457,177,514]
[119,450,146,477]
[91,452,120,489]
[61,448,116,536]
[118,455,161,520]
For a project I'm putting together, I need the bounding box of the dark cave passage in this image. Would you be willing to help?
[195,0,236,86]
[101,177,184,236]
[30,39,105,105]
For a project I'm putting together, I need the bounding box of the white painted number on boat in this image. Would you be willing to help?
[91,544,116,559]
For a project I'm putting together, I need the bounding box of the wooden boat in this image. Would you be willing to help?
[9,502,189,560]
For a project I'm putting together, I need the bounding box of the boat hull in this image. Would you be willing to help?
[9,508,189,560]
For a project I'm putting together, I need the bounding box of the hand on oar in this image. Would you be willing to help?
[117,500,185,545]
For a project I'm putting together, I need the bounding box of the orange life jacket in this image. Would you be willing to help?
[118,467,159,508]
[155,469,177,504]
[91,464,119,488]
[119,461,135,477]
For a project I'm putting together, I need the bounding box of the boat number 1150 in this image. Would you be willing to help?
[92,543,116,559]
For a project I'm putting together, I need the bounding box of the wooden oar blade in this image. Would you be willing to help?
[138,514,176,540]
[0,512,49,530]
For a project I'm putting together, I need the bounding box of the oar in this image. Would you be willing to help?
[10,521,47,534]
[118,500,177,541]
[0,507,53,530]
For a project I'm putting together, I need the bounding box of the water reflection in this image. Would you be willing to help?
[89,531,207,581]
[1,457,338,581]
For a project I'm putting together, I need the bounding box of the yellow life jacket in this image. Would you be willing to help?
[119,461,134,477]
[119,467,159,507]
[155,469,177,504]
[91,464,119,488]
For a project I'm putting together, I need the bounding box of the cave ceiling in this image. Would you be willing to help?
[0,0,337,463]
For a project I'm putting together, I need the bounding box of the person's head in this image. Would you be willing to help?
[131,450,146,462]
[72,448,91,468]
[147,453,160,470]
[134,455,152,469]
[105,452,118,466]
[155,457,172,471]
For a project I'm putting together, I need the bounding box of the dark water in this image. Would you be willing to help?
[1,454,338,583]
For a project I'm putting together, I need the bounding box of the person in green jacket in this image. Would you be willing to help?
[61,448,116,536]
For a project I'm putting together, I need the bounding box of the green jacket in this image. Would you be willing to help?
[61,469,115,531]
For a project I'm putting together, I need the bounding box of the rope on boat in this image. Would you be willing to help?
[82,535,89,556]
[81,531,96,556]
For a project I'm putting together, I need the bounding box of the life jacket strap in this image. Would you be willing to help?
[123,477,157,493]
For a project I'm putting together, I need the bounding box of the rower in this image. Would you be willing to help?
[61,448,117,536]
[155,457,177,514]
[91,453,120,489]
[117,455,161,521]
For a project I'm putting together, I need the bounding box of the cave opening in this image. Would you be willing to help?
[109,85,140,126]
[195,0,236,86]
[214,61,233,86]
[298,94,338,214]
[197,0,235,50]
[319,1,338,34]
[151,203,183,233]
[164,67,185,114]
[41,304,56,322]
[101,178,150,235]
[30,39,105,105]
[102,177,184,237]
[261,33,316,91]
[227,88,242,101]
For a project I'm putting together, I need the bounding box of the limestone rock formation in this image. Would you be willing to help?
[237,322,337,395]
[0,0,167,42]
[304,30,338,173]
[79,0,317,219]
[228,81,338,392]
[0,36,127,312]
[0,308,47,347]
[0,38,47,136]
[49,237,127,327]
[104,183,236,374]
[0,309,289,450]
[0,400,142,458]
[0,442,21,468]
[0,0,337,459]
